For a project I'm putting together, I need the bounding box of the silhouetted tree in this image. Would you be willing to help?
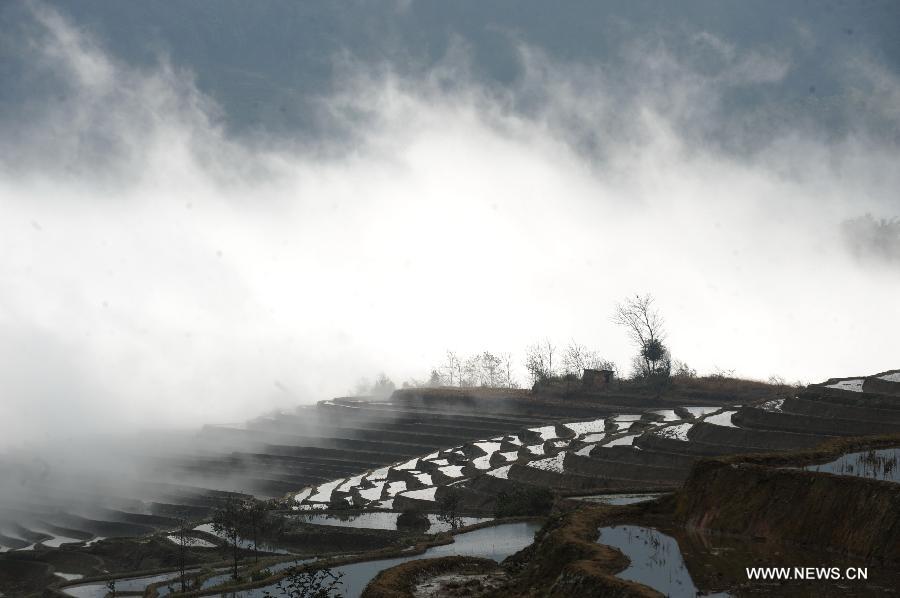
[172,518,198,592]
[264,567,344,598]
[525,340,556,383]
[443,351,460,386]
[614,294,669,379]
[502,352,517,388]
[212,496,246,581]
[428,369,444,386]
[562,341,617,377]
[437,486,464,530]
[371,373,395,397]
[244,501,271,563]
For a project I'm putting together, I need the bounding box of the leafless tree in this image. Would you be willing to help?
[443,351,460,386]
[525,339,556,383]
[437,351,508,388]
[460,355,479,387]
[427,369,444,386]
[264,567,344,598]
[501,352,517,388]
[563,341,617,378]
[212,496,245,581]
[613,294,669,378]
[173,518,198,592]
[478,351,503,387]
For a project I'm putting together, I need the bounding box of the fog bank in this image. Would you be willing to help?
[1,4,899,448]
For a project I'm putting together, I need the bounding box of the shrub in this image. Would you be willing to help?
[264,567,343,598]
[494,486,554,518]
[396,508,430,530]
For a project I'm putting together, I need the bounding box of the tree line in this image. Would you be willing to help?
[354,293,704,393]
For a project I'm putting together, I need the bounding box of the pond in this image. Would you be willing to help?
[61,523,538,598]
[597,525,730,597]
[294,511,493,534]
[62,570,193,598]
[224,521,542,598]
[61,560,296,598]
[192,559,313,593]
[802,447,899,483]
[193,523,290,554]
[40,534,87,548]
[571,493,664,505]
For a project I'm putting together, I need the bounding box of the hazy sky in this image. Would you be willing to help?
[1,2,899,448]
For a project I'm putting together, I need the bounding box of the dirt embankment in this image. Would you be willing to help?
[392,376,781,412]
[673,436,900,563]
[489,507,661,598]
[362,556,499,598]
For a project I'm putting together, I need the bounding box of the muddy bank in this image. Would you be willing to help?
[361,556,498,598]
[673,436,900,563]
[492,505,664,597]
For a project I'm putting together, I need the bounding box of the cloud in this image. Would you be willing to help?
[1,4,899,449]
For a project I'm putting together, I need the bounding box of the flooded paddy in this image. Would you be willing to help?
[294,511,493,534]
[596,523,900,597]
[62,522,538,598]
[193,523,290,554]
[571,493,664,505]
[802,447,899,483]
[223,521,541,598]
[39,534,87,548]
[62,571,191,598]
[194,560,311,593]
[597,525,729,597]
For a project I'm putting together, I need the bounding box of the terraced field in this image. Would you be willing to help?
[0,378,772,557]
[2,370,898,597]
[291,370,900,515]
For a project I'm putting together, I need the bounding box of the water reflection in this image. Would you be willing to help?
[803,448,899,483]
[63,571,189,598]
[294,512,492,534]
[572,493,663,505]
[597,525,730,597]
[226,521,541,598]
[61,522,538,598]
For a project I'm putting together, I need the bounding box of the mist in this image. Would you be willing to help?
[2,3,899,450]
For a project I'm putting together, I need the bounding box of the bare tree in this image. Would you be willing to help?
[478,351,503,387]
[264,567,344,598]
[460,354,480,387]
[562,341,617,377]
[173,518,198,592]
[525,339,556,383]
[613,294,669,378]
[244,501,271,563]
[212,496,246,581]
[443,351,460,386]
[437,486,464,530]
[501,352,517,388]
[427,369,444,386]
